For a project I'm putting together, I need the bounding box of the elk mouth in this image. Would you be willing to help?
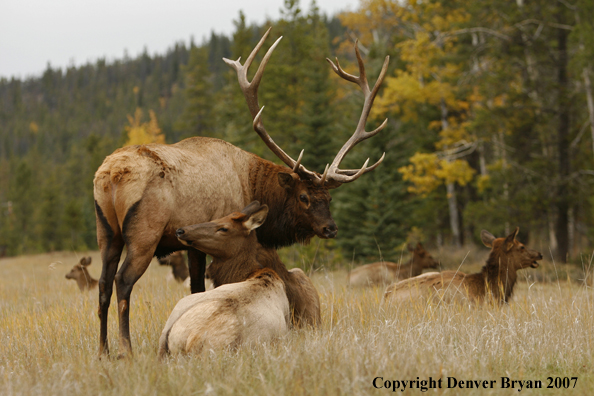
[530,261,539,268]
[316,223,338,239]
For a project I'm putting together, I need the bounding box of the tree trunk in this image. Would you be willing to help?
[583,68,594,158]
[555,5,570,262]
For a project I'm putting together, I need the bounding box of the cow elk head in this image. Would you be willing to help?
[176,201,269,259]
[481,227,543,270]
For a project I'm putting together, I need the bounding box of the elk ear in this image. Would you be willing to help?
[481,230,496,248]
[241,201,262,216]
[278,172,297,190]
[416,242,423,250]
[504,227,520,252]
[243,205,269,233]
[81,257,91,266]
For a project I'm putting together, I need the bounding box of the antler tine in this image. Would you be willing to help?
[292,149,304,172]
[225,29,318,180]
[322,40,390,187]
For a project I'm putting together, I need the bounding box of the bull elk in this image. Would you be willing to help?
[65,257,98,292]
[176,201,321,328]
[93,28,388,356]
[383,228,543,305]
[348,243,439,287]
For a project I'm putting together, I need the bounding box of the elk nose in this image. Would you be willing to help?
[323,224,338,238]
[175,228,185,237]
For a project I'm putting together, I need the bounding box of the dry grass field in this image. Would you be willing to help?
[1,247,594,395]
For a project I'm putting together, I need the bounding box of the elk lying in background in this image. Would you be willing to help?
[176,201,321,328]
[158,251,189,283]
[348,243,439,287]
[384,228,543,305]
[93,28,386,356]
[158,268,289,357]
[65,257,98,292]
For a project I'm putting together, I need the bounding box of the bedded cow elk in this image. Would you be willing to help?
[176,201,321,328]
[158,268,289,358]
[93,28,388,356]
[65,257,98,292]
[348,243,439,287]
[383,228,543,305]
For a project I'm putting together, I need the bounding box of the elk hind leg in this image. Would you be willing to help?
[95,201,124,358]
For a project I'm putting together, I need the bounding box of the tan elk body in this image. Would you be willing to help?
[65,257,98,292]
[159,268,289,357]
[384,228,543,305]
[348,243,439,287]
[93,29,388,356]
[177,201,321,328]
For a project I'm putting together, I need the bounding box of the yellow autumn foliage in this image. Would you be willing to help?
[399,152,475,196]
[124,108,165,146]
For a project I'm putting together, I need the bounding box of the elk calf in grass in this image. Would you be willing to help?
[384,228,542,305]
[348,243,439,287]
[65,257,98,292]
[177,201,321,328]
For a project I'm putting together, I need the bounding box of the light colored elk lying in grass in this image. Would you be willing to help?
[159,203,290,357]
[348,243,439,287]
[384,228,543,305]
[176,201,321,328]
[65,257,98,292]
[158,268,289,357]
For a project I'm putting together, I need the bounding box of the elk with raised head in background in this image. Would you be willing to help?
[348,243,439,287]
[65,257,98,292]
[384,228,543,305]
[93,28,389,356]
[176,201,320,328]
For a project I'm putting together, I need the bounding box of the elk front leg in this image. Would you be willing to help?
[188,249,206,293]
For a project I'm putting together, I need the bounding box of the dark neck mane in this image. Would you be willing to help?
[481,250,518,303]
[249,158,312,249]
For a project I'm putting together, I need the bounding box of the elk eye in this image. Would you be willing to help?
[520,246,525,250]
[217,227,228,233]
[299,194,309,203]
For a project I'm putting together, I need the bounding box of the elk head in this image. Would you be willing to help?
[481,227,543,270]
[408,242,439,270]
[224,28,389,241]
[65,256,92,281]
[176,201,269,259]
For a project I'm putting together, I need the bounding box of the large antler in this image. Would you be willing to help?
[223,28,321,181]
[323,41,390,186]
[224,28,389,187]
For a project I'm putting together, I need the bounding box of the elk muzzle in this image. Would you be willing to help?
[319,222,338,239]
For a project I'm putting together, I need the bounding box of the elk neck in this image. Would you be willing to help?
[207,239,262,287]
[480,249,519,303]
[248,157,314,249]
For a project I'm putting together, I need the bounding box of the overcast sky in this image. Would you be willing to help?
[0,0,358,80]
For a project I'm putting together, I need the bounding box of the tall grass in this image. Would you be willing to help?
[1,250,593,395]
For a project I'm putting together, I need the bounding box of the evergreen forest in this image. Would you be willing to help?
[1,0,593,264]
